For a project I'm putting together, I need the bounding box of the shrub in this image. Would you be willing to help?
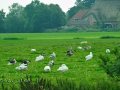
[99,47,120,78]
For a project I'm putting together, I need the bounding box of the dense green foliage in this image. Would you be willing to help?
[99,47,120,77]
[0,0,66,33]
[5,3,25,33]
[0,10,5,32]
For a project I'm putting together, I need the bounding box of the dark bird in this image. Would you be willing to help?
[48,60,54,67]
[8,58,17,65]
[66,48,73,56]
[50,52,56,60]
[21,60,30,64]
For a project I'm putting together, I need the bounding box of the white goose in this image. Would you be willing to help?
[57,64,68,72]
[80,41,88,44]
[15,63,27,70]
[106,49,110,54]
[35,55,44,61]
[77,46,83,50]
[44,65,51,72]
[85,52,93,61]
[31,49,36,52]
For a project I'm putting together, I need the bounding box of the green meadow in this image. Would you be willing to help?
[0,32,120,89]
[0,32,120,39]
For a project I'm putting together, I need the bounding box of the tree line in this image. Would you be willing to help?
[0,0,95,33]
[0,0,66,33]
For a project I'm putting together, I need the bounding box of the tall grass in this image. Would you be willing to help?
[1,76,120,90]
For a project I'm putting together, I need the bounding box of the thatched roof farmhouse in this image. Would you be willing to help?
[67,0,120,29]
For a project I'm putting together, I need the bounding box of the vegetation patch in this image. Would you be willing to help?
[1,76,120,90]
[100,36,120,39]
[99,47,120,80]
[3,37,26,40]
[73,37,83,39]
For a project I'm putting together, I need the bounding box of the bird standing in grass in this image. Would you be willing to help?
[80,41,88,44]
[21,60,30,64]
[15,63,28,70]
[31,49,36,52]
[66,47,73,56]
[35,55,44,61]
[85,52,93,61]
[48,60,54,67]
[67,50,73,56]
[77,46,83,50]
[44,65,51,72]
[8,58,17,65]
[57,64,68,72]
[50,52,56,60]
[106,49,110,54]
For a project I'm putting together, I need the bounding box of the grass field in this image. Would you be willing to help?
[0,32,120,89]
[0,32,120,40]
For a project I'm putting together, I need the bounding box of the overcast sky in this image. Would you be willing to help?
[0,0,76,13]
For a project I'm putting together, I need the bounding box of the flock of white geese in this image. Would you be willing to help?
[7,41,110,72]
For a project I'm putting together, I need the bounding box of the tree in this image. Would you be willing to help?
[49,4,66,28]
[67,6,81,20]
[32,3,51,32]
[3,0,66,33]
[24,0,50,32]
[24,0,41,32]
[24,0,66,32]
[76,0,95,8]
[5,3,25,33]
[0,10,5,33]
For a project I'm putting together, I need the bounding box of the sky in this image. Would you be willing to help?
[0,0,76,13]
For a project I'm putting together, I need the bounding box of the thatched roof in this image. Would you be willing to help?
[93,0,120,22]
[67,0,120,27]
